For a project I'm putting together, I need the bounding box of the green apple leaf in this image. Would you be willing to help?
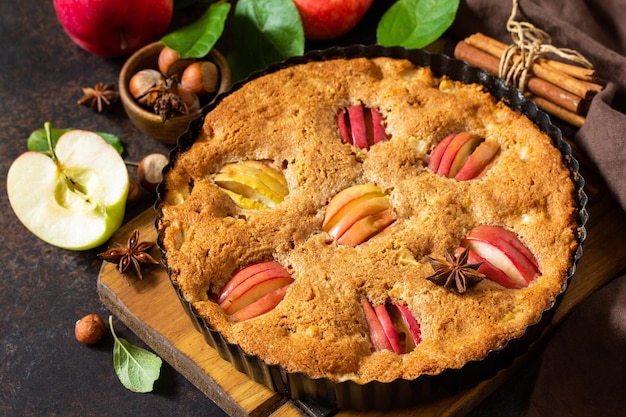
[109,316,162,393]
[377,0,460,49]
[229,0,304,81]
[27,126,124,155]
[161,1,231,59]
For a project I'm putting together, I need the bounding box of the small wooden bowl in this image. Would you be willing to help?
[119,42,231,144]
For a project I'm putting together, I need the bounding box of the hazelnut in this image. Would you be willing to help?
[181,61,219,97]
[126,177,143,207]
[75,314,106,345]
[128,69,162,104]
[176,84,200,113]
[137,153,169,194]
[158,45,195,78]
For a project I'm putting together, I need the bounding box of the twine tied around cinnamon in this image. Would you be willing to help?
[499,0,594,92]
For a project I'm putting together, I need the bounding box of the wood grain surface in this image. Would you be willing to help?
[98,182,626,417]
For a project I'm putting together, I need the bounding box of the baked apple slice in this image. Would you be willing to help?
[461,225,540,288]
[389,303,422,353]
[454,141,500,180]
[218,261,294,322]
[454,246,519,289]
[214,160,288,209]
[337,104,389,149]
[374,304,403,354]
[428,132,499,180]
[436,132,478,177]
[362,299,421,354]
[323,183,395,246]
[231,285,291,323]
[361,298,394,352]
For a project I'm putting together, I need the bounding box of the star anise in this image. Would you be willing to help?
[425,247,485,294]
[77,82,119,112]
[98,229,159,284]
[145,76,189,122]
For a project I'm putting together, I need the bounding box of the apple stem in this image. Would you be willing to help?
[125,160,139,167]
[44,121,58,163]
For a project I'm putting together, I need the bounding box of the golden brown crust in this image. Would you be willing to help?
[158,57,578,383]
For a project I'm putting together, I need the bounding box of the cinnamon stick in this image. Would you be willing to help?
[532,63,602,100]
[530,96,586,128]
[542,59,598,82]
[454,41,586,115]
[465,33,602,99]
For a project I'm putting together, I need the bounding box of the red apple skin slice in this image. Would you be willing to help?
[454,141,500,181]
[436,132,475,177]
[475,160,496,179]
[231,284,291,322]
[327,195,390,240]
[218,261,284,304]
[394,303,422,348]
[428,133,456,172]
[337,109,351,144]
[374,304,403,354]
[323,183,383,229]
[456,245,519,289]
[463,228,539,287]
[361,298,393,352]
[469,225,539,271]
[448,134,482,178]
[221,273,294,314]
[348,105,368,149]
[369,107,388,144]
[337,208,396,246]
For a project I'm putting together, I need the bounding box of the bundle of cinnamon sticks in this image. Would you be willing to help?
[454,33,603,128]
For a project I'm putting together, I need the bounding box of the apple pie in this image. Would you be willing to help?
[156,47,585,409]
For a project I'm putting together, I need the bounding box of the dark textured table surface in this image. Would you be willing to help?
[0,2,569,416]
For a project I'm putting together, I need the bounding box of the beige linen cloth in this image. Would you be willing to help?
[451,1,626,415]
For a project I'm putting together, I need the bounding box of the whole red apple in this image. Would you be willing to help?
[53,0,174,58]
[292,0,374,40]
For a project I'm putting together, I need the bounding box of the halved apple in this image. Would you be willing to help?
[214,160,288,209]
[462,225,540,287]
[218,261,294,321]
[337,104,388,149]
[323,183,395,246]
[7,129,128,250]
[428,132,499,180]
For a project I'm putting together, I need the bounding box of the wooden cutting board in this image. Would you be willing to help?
[97,178,626,417]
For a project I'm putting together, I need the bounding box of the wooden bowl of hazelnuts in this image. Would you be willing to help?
[119,41,231,144]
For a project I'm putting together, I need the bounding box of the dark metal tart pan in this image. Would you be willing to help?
[155,44,588,413]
